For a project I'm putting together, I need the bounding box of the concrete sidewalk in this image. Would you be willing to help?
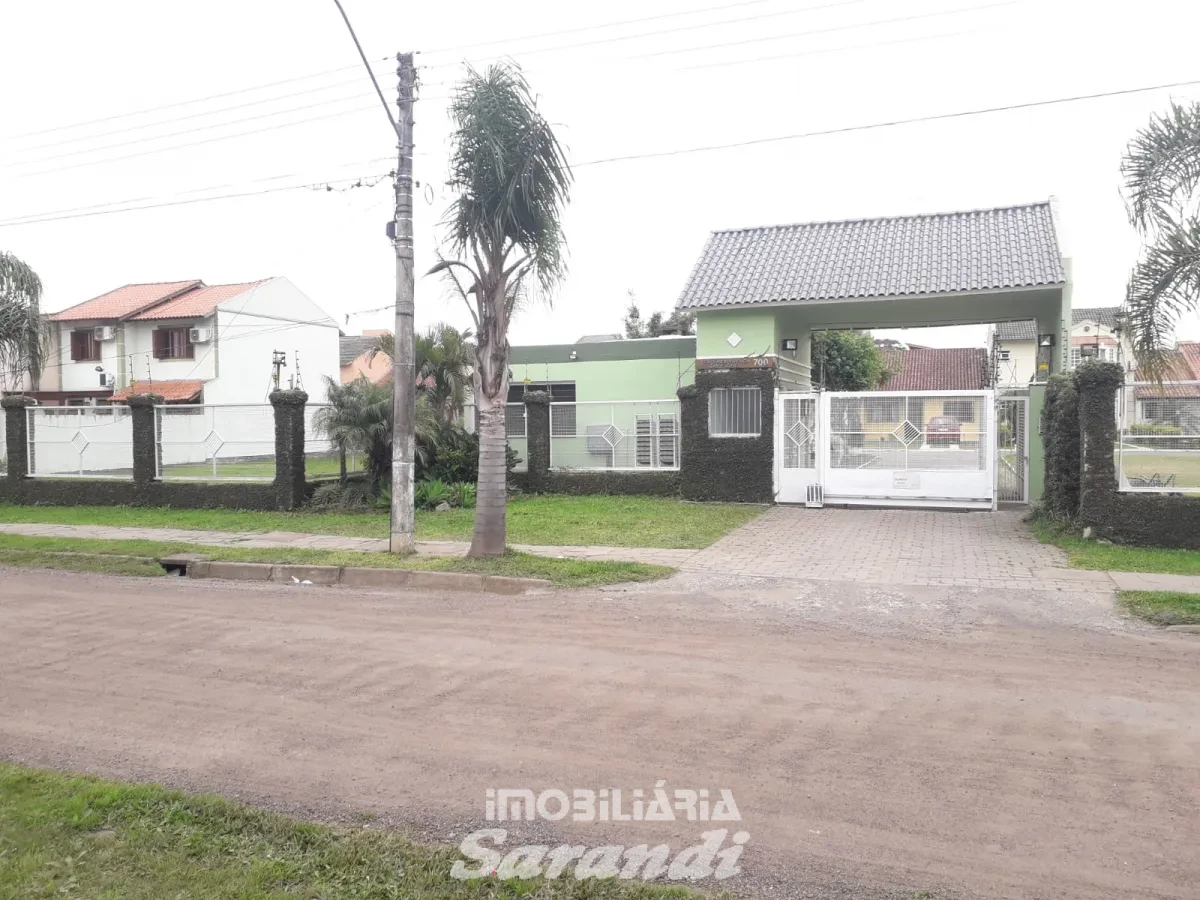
[0,522,697,568]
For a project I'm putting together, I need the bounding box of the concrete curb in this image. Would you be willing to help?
[184,559,551,594]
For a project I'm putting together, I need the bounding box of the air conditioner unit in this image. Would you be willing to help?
[998,350,1011,361]
[99,373,115,388]
[93,326,116,341]
[189,327,212,343]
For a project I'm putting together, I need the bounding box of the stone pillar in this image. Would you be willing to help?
[1074,361,1124,532]
[678,363,776,503]
[124,393,163,484]
[523,390,551,493]
[1,395,36,480]
[270,389,308,510]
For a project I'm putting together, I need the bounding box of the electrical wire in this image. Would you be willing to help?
[573,75,1200,166]
[632,1,1011,59]
[679,26,973,70]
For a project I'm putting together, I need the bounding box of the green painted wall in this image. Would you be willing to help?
[510,357,693,401]
[695,310,778,357]
[1028,384,1046,503]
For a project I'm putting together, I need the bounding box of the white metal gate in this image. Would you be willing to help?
[777,390,997,510]
[996,392,1029,503]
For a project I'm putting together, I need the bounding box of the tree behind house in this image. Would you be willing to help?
[812,331,889,390]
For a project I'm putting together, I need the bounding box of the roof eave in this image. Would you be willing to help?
[682,282,1066,313]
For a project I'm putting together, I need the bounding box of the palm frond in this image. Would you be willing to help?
[1124,216,1200,378]
[1122,101,1200,233]
[0,251,50,389]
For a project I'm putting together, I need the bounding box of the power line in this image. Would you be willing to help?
[6,57,391,140]
[0,171,391,228]
[573,76,1200,166]
[13,105,383,179]
[420,0,881,68]
[632,1,1011,59]
[679,27,973,70]
[8,92,381,167]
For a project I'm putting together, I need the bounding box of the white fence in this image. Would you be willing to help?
[505,402,527,472]
[549,400,680,471]
[27,407,134,478]
[1117,381,1200,493]
[156,404,275,481]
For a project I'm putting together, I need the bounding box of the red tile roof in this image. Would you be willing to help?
[130,280,267,320]
[1135,342,1200,398]
[880,348,988,391]
[49,281,202,322]
[110,379,205,402]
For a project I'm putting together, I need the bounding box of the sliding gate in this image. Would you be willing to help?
[777,390,996,510]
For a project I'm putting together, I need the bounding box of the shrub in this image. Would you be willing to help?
[415,478,454,510]
[452,482,476,509]
[310,480,374,510]
[418,423,520,484]
[1041,373,1080,520]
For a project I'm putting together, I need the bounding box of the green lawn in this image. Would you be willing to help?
[1116,449,1200,492]
[159,455,350,480]
[1029,519,1200,575]
[0,763,697,900]
[1118,590,1200,626]
[0,495,763,549]
[0,534,672,588]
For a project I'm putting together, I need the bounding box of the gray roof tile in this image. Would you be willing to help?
[995,307,1123,344]
[339,335,380,367]
[677,202,1065,310]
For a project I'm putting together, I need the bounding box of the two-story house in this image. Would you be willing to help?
[989,306,1133,386]
[44,277,340,405]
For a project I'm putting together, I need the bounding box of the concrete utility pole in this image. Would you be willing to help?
[390,52,417,554]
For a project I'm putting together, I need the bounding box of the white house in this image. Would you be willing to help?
[45,277,340,405]
[990,306,1133,386]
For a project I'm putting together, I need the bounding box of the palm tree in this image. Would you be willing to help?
[1121,101,1200,376]
[313,375,437,488]
[429,62,572,556]
[371,324,474,426]
[0,252,51,392]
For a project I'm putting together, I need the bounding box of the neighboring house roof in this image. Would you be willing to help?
[340,334,384,366]
[130,280,266,320]
[510,335,695,365]
[995,306,1124,343]
[677,202,1065,310]
[1135,342,1200,399]
[576,333,623,343]
[879,348,989,392]
[110,379,205,402]
[49,280,203,322]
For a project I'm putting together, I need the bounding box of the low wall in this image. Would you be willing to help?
[0,478,280,510]
[510,470,680,497]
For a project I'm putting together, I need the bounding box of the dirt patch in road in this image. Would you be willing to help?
[1,569,1197,899]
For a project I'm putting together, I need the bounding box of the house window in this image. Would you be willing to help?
[943,399,976,423]
[508,381,577,434]
[1069,347,1082,368]
[866,398,904,423]
[153,327,194,360]
[70,330,101,362]
[709,386,761,436]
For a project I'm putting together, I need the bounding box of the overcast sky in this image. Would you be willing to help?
[3,0,1200,360]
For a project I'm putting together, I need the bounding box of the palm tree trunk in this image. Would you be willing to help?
[470,391,508,556]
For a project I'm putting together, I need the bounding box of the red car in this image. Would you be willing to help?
[926,416,961,445]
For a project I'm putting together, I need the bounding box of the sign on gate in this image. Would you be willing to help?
[776,390,997,510]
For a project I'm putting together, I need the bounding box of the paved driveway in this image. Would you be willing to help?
[684,507,1097,591]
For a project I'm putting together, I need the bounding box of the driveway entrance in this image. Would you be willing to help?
[684,506,1075,589]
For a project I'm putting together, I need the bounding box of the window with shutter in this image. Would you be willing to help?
[70,330,99,362]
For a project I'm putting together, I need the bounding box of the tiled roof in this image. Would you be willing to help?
[576,333,623,343]
[677,202,1065,310]
[994,306,1124,344]
[110,379,205,402]
[340,334,384,366]
[879,348,989,392]
[130,281,266,320]
[49,281,202,322]
[1135,342,1200,399]
[994,320,1037,342]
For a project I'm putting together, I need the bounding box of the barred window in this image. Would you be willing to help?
[708,386,761,436]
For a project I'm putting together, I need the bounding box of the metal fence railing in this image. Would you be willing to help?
[1117,381,1200,493]
[549,400,680,471]
[156,404,275,481]
[827,392,990,471]
[27,406,134,479]
[505,402,527,472]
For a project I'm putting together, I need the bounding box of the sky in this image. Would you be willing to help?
[3,0,1200,361]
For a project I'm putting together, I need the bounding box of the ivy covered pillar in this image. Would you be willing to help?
[1074,361,1124,534]
[522,390,551,493]
[270,389,308,510]
[1,395,36,480]
[678,361,777,503]
[124,393,163,485]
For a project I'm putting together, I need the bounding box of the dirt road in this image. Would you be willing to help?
[1,569,1197,899]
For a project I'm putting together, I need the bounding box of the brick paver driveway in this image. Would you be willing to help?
[683,507,1097,591]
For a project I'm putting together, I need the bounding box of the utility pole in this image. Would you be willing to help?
[390,52,417,554]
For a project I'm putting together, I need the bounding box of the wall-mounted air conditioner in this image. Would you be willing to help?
[93,326,116,341]
[189,327,213,343]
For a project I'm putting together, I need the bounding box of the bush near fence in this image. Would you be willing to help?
[1039,373,1080,520]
